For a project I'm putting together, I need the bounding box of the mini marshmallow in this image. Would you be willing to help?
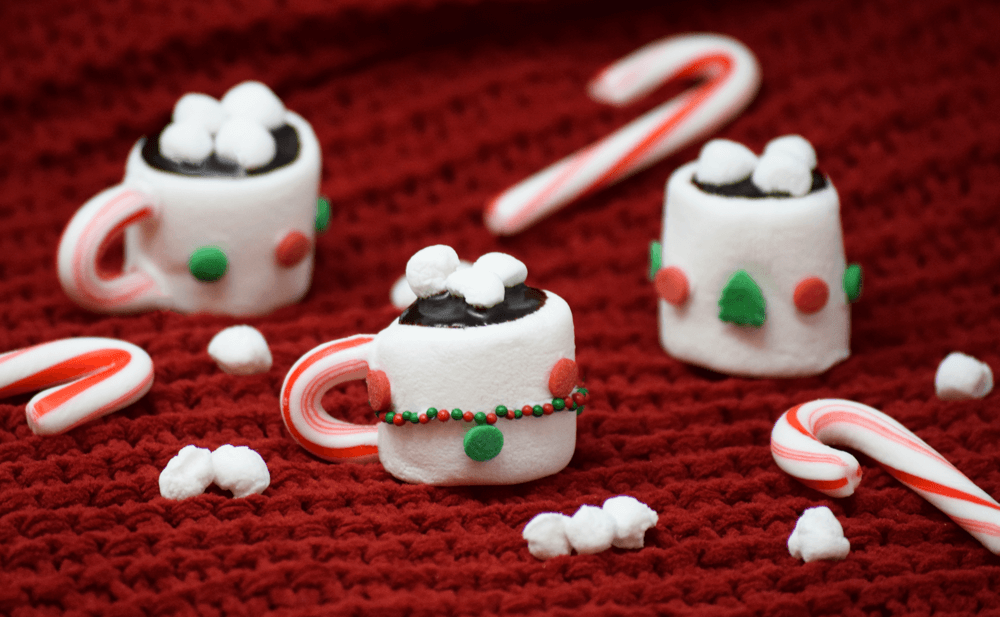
[211,445,270,498]
[694,139,758,185]
[221,81,286,130]
[392,260,471,309]
[752,150,813,197]
[564,504,617,555]
[473,253,528,287]
[935,352,994,400]
[159,445,215,500]
[214,117,277,170]
[207,325,273,375]
[602,495,658,549]
[764,134,817,170]
[406,245,461,298]
[787,506,850,562]
[445,268,506,308]
[172,93,227,134]
[522,512,573,560]
[159,122,214,165]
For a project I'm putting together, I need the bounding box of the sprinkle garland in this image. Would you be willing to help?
[378,389,589,426]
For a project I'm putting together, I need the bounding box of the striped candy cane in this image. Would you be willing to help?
[485,33,761,236]
[0,337,154,435]
[772,399,1000,554]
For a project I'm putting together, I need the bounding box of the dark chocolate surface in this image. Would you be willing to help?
[694,169,827,198]
[399,284,546,328]
[141,123,299,177]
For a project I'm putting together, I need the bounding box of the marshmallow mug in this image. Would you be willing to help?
[57,82,327,316]
[280,247,588,485]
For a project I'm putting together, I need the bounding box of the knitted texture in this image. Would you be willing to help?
[2,0,1000,615]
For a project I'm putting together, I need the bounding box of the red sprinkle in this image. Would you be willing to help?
[437,409,450,422]
[486,413,497,424]
[392,414,404,426]
[418,414,429,424]
[563,398,574,409]
[542,403,554,415]
[463,411,474,422]
[521,405,533,416]
[572,392,586,406]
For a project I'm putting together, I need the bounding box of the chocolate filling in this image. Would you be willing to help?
[141,123,299,177]
[399,284,546,328]
[694,169,827,198]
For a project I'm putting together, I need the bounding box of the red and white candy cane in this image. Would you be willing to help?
[772,399,1000,554]
[0,337,154,435]
[485,33,761,236]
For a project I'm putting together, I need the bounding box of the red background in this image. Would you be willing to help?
[2,0,1000,614]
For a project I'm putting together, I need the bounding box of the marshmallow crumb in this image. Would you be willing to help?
[695,139,758,185]
[445,268,505,308]
[214,117,277,170]
[602,495,659,549]
[752,150,813,197]
[221,81,286,130]
[473,253,528,287]
[159,445,215,500]
[935,352,994,400]
[208,325,272,375]
[764,134,817,170]
[173,93,227,134]
[522,512,572,560]
[159,122,214,165]
[564,505,617,555]
[406,245,460,298]
[788,506,850,562]
[211,445,270,498]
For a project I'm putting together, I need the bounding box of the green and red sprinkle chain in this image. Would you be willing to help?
[379,389,589,426]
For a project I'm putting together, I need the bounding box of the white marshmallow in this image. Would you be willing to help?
[764,134,817,170]
[935,352,994,400]
[564,505,617,555]
[522,512,573,560]
[787,506,850,562]
[159,445,215,500]
[207,325,273,375]
[211,445,270,498]
[221,81,286,129]
[214,117,277,170]
[602,495,658,549]
[473,253,528,287]
[405,245,461,298]
[445,268,505,308]
[392,260,471,310]
[752,151,813,197]
[172,93,227,134]
[159,122,214,165]
[694,139,758,185]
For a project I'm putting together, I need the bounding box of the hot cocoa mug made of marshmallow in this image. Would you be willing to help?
[57,111,322,316]
[280,290,586,486]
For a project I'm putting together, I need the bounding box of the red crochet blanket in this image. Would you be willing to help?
[2,0,999,614]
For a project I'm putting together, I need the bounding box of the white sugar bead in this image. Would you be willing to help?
[207,325,272,375]
[214,118,277,170]
[522,512,573,560]
[564,505,617,555]
[221,81,286,129]
[764,134,817,170]
[602,495,659,549]
[473,252,528,287]
[172,93,227,134]
[211,445,270,498]
[935,352,994,400]
[159,122,214,165]
[406,245,461,298]
[159,445,215,500]
[445,268,505,308]
[752,150,813,197]
[694,139,759,185]
[787,506,850,562]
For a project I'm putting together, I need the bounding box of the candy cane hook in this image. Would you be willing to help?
[485,33,761,236]
[0,337,154,435]
[772,399,1000,554]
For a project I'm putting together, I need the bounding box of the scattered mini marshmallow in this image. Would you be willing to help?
[221,81,286,129]
[694,139,758,185]
[935,352,994,400]
[392,260,471,309]
[787,506,850,562]
[564,505,617,555]
[172,93,227,134]
[214,117,277,170]
[405,245,460,298]
[763,134,817,170]
[207,325,273,375]
[752,150,813,197]
[602,495,659,549]
[211,445,270,498]
[522,512,573,560]
[159,445,215,500]
[473,253,528,287]
[159,122,214,165]
[445,268,505,308]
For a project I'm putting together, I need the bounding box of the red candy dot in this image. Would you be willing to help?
[486,413,498,425]
[572,392,586,406]
[548,358,579,398]
[654,266,689,306]
[542,404,554,415]
[522,405,533,416]
[437,409,450,422]
[366,370,391,411]
[563,398,574,409]
[392,414,404,426]
[794,277,829,314]
[418,414,429,424]
[275,230,311,267]
[463,411,474,422]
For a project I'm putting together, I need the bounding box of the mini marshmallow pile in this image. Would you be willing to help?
[935,352,994,400]
[159,81,287,170]
[207,325,273,375]
[404,245,528,308]
[695,134,818,197]
[522,496,658,560]
[159,444,270,500]
[787,506,851,562]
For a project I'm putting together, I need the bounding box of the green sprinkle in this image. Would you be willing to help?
[451,408,463,420]
[401,411,412,422]
[410,413,419,423]
[552,398,565,411]
[474,412,487,425]
[577,406,585,416]
[718,269,766,327]
[514,409,523,419]
[648,240,662,281]
[464,425,504,461]
[843,263,863,303]
[315,196,331,232]
[495,405,508,417]
[427,407,437,417]
[188,246,228,282]
[385,412,395,423]
[578,388,588,396]
[532,405,543,417]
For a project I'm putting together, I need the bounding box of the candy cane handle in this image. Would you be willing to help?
[0,337,154,435]
[280,334,380,462]
[57,184,165,313]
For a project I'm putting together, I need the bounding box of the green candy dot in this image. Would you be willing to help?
[315,196,331,233]
[577,406,585,416]
[464,425,504,462]
[532,405,543,417]
[427,407,438,417]
[514,409,523,419]
[188,246,228,282]
[552,398,565,411]
[451,408,463,421]
[410,413,419,424]
[843,263,863,303]
[495,405,508,417]
[385,412,395,424]
[718,269,766,327]
[401,411,412,421]
[649,240,662,281]
[474,412,487,425]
